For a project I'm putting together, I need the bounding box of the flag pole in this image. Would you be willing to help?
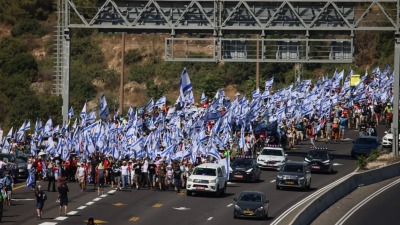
[256,35,260,90]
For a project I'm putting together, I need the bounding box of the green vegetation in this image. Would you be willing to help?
[0,1,396,130]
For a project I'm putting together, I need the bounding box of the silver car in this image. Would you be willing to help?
[276,161,311,191]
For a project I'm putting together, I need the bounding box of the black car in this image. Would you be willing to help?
[230,156,261,182]
[233,191,269,219]
[17,156,28,179]
[304,148,334,174]
[0,153,19,182]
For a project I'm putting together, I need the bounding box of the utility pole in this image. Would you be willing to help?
[119,33,125,115]
[393,32,400,156]
[256,35,260,90]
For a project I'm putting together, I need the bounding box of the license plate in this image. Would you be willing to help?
[244,210,253,215]
[267,164,274,166]
[196,187,205,190]
[286,181,295,185]
[234,175,243,178]
[312,166,320,169]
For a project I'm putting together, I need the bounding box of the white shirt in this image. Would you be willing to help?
[77,167,86,177]
[142,160,149,173]
[121,165,129,176]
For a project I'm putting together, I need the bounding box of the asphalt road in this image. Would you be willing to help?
[3,126,382,225]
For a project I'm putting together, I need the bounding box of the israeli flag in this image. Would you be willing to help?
[265,77,274,89]
[155,96,166,108]
[179,68,192,106]
[68,106,74,119]
[25,168,36,189]
[99,93,109,120]
[145,98,154,113]
[200,92,208,104]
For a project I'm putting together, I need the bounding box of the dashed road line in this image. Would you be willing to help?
[207,217,213,221]
[227,203,233,207]
[153,203,163,208]
[108,190,116,194]
[270,180,276,183]
[39,222,58,225]
[54,216,68,221]
[129,217,140,222]
[77,206,87,210]
[67,211,78,215]
[86,201,95,205]
[93,197,102,201]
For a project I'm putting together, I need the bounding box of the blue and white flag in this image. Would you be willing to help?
[25,168,36,189]
[145,98,154,113]
[265,77,274,89]
[68,106,74,119]
[200,92,207,104]
[155,96,166,108]
[99,93,109,120]
[80,103,87,126]
[179,68,192,106]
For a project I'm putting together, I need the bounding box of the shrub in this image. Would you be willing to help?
[356,155,368,170]
[11,19,45,37]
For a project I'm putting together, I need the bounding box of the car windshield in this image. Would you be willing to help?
[307,151,328,160]
[232,160,252,167]
[192,168,216,176]
[239,193,263,202]
[261,149,283,156]
[282,164,304,173]
[356,138,377,144]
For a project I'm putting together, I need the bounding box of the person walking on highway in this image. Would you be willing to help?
[172,165,182,193]
[96,160,105,196]
[58,182,69,216]
[34,185,47,219]
[47,161,56,192]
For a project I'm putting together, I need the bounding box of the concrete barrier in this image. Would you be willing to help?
[292,162,400,225]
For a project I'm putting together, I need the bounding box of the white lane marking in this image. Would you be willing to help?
[93,198,102,201]
[67,211,78,215]
[86,201,95,205]
[11,198,35,201]
[333,163,343,166]
[54,216,68,221]
[335,178,400,225]
[270,180,276,183]
[227,203,233,207]
[173,207,191,210]
[77,206,87,210]
[39,223,58,225]
[207,217,213,221]
[108,190,116,194]
[271,172,355,225]
[100,194,108,197]
[227,182,235,185]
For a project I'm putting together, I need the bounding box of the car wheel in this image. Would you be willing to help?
[221,183,227,196]
[233,212,238,219]
[186,190,192,196]
[276,184,281,190]
[307,179,311,190]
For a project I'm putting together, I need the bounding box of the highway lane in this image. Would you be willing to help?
[53,138,358,225]
[5,126,374,225]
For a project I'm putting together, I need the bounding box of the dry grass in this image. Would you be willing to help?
[366,152,400,170]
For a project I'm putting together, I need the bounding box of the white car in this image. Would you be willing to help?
[186,163,227,197]
[382,128,400,147]
[257,146,288,170]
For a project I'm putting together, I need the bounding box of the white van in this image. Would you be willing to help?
[186,163,227,197]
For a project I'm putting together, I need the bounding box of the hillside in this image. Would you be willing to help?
[0,1,395,130]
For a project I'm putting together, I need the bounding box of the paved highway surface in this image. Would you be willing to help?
[4,126,386,225]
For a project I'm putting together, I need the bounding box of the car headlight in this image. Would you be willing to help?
[257,206,264,211]
[322,160,331,165]
[298,176,305,180]
[187,178,192,182]
[277,174,283,179]
[209,179,217,184]
[246,168,253,173]
[304,158,310,162]
[234,205,241,210]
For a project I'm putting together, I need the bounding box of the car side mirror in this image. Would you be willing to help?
[233,197,237,201]
[284,154,288,158]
